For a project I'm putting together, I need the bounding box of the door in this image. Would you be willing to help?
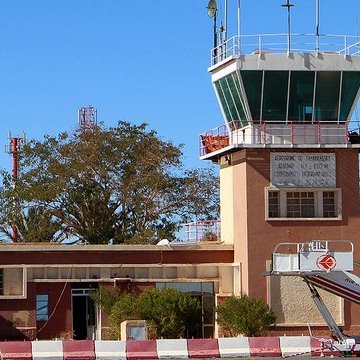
[72,289,96,339]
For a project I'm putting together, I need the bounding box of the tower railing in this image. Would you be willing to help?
[211,34,360,66]
[179,220,221,243]
[199,120,360,156]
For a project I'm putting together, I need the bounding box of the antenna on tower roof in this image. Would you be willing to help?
[207,0,218,49]
[316,0,320,53]
[282,0,295,54]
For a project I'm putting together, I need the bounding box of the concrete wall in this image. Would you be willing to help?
[3,268,23,296]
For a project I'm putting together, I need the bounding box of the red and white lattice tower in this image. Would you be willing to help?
[78,106,97,132]
[5,132,26,241]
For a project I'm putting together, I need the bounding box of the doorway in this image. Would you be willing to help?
[72,289,96,339]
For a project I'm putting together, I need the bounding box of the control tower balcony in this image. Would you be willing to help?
[199,119,360,159]
[203,34,360,160]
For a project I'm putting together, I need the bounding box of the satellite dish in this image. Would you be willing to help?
[157,239,170,246]
[207,0,217,18]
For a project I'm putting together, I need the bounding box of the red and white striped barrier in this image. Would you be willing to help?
[0,336,348,359]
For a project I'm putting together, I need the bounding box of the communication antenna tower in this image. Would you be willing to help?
[78,105,97,132]
[6,132,26,182]
[5,132,26,241]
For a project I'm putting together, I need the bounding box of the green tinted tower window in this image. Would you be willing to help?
[262,71,289,122]
[340,71,360,122]
[288,71,315,122]
[314,71,341,122]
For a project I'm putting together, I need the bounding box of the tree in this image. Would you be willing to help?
[0,121,219,243]
[216,295,276,337]
[0,173,63,242]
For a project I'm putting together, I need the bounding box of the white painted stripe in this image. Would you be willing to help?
[32,340,63,360]
[309,276,360,303]
[218,337,250,357]
[94,340,126,360]
[279,336,311,357]
[156,339,188,359]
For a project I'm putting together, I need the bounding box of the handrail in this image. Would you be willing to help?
[211,33,360,65]
[300,240,354,253]
[199,119,360,156]
[272,240,354,255]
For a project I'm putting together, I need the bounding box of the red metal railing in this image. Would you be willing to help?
[180,220,221,243]
[199,120,360,157]
[199,125,229,157]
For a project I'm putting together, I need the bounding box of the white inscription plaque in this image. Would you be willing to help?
[270,153,336,188]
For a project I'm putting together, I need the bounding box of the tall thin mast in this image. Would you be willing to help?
[282,0,294,54]
[237,0,241,51]
[316,0,320,52]
[224,0,228,42]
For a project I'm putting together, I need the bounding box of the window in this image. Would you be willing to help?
[266,189,341,220]
[288,71,315,122]
[314,72,341,122]
[214,73,248,127]
[262,71,289,121]
[268,191,280,218]
[287,192,315,218]
[323,191,335,218]
[340,71,360,121]
[36,294,49,321]
[0,269,3,295]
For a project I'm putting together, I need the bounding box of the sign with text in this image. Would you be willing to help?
[270,153,336,188]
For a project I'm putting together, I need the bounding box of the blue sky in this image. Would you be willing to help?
[0,0,359,171]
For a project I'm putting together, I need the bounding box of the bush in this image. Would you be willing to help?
[108,293,140,339]
[138,288,202,339]
[216,294,276,337]
[94,286,202,339]
[91,285,120,315]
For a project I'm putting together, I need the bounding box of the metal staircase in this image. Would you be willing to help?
[268,240,360,355]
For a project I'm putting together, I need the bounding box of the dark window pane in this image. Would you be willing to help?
[268,191,280,218]
[203,295,215,324]
[288,71,315,122]
[0,269,3,295]
[203,326,214,338]
[215,81,232,122]
[262,71,289,121]
[231,73,248,127]
[323,191,336,217]
[220,77,238,122]
[340,71,360,121]
[314,72,341,122]
[241,70,263,121]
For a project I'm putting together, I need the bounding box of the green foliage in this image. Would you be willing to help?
[93,286,202,339]
[137,288,202,339]
[0,121,219,243]
[216,294,276,337]
[108,293,141,339]
[90,285,121,315]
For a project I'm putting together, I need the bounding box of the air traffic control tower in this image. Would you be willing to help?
[202,4,360,334]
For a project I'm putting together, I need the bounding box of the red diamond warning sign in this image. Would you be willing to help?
[316,254,337,270]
